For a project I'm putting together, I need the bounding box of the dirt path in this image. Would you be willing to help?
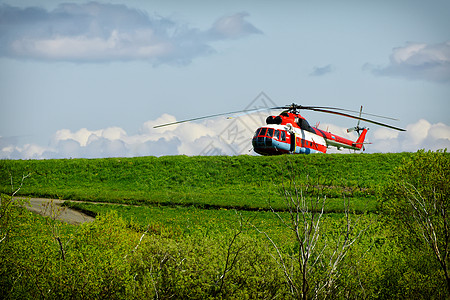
[22,198,95,225]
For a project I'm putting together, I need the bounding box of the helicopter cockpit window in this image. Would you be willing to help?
[267,128,274,137]
[274,130,279,140]
[298,118,314,133]
[298,118,309,130]
[254,128,261,137]
[259,128,267,137]
[280,130,286,141]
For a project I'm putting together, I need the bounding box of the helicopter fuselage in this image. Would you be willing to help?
[252,112,368,155]
[252,125,326,155]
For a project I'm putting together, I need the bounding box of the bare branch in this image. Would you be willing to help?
[214,211,249,295]
[251,223,300,298]
[1,173,31,243]
[401,180,449,291]
[124,225,151,259]
[11,173,31,198]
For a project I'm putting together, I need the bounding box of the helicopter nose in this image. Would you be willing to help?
[252,136,272,148]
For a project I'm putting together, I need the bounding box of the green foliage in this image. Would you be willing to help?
[1,208,136,299]
[380,149,450,297]
[3,151,450,298]
[380,149,449,216]
[1,200,447,298]
[1,194,28,244]
[0,205,287,299]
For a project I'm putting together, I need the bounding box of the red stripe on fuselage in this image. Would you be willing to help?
[312,128,356,148]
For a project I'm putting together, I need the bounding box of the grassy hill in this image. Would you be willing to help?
[1,153,411,212]
[2,151,449,299]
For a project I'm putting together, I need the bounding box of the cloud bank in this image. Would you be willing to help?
[0,3,262,64]
[1,116,449,159]
[370,119,450,153]
[367,41,450,83]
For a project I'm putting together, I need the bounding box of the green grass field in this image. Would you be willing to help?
[0,153,411,214]
[0,152,412,240]
[2,151,449,298]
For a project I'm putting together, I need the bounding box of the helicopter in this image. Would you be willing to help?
[154,103,406,155]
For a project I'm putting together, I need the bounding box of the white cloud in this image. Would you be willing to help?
[0,3,262,64]
[367,41,450,83]
[53,128,100,147]
[0,143,47,160]
[370,119,450,152]
[1,116,449,159]
[373,127,399,140]
[207,12,263,40]
[406,119,432,144]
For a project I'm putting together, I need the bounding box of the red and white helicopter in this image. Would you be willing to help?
[154,103,405,155]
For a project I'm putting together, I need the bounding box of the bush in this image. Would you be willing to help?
[380,149,450,297]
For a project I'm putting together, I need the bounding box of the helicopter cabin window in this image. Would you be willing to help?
[274,130,280,140]
[267,128,274,137]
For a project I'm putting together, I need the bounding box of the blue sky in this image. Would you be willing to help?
[1,0,449,158]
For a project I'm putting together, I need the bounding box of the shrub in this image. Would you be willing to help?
[380,149,450,297]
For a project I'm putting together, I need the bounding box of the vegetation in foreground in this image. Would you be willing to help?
[0,150,448,299]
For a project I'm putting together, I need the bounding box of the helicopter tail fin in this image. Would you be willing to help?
[354,128,368,150]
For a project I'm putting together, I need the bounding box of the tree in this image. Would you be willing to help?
[381,149,450,295]
[256,162,367,299]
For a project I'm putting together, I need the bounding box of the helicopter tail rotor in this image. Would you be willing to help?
[347,105,365,134]
[347,106,367,150]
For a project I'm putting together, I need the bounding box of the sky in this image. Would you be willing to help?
[0,0,449,159]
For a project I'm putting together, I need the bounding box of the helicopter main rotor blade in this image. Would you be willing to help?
[275,104,399,121]
[308,108,406,131]
[305,106,399,121]
[274,103,404,130]
[153,107,271,128]
[154,102,405,131]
